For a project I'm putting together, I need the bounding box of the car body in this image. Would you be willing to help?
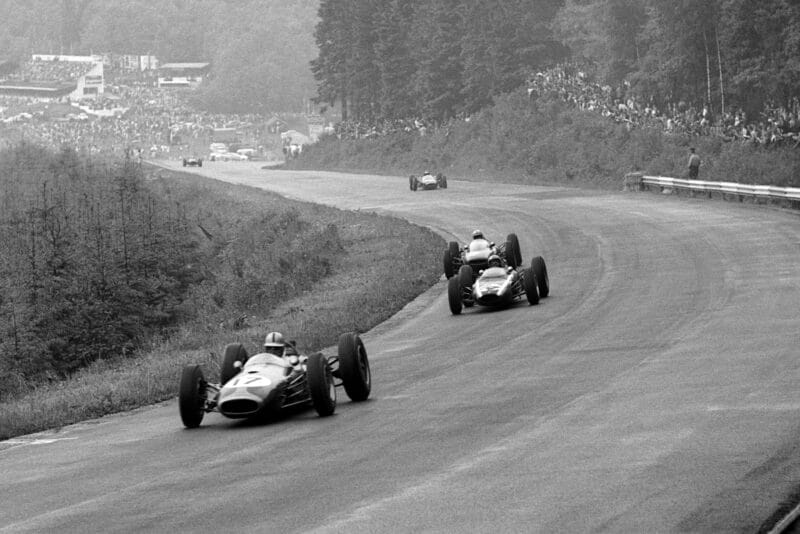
[443,233,523,280]
[409,172,447,191]
[179,331,371,427]
[448,256,550,314]
[182,156,203,167]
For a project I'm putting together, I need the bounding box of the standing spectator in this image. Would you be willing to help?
[687,147,701,179]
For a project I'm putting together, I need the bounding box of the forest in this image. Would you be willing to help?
[313,0,800,123]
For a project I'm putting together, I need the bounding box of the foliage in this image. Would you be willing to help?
[291,89,800,189]
[0,166,444,439]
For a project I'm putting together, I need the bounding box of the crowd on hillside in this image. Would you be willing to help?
[1,57,95,83]
[526,63,800,148]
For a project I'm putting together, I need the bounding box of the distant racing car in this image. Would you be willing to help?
[182,156,203,167]
[448,255,550,314]
[409,171,447,191]
[178,331,371,427]
[443,231,522,280]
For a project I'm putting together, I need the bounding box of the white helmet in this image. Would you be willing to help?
[264,332,284,347]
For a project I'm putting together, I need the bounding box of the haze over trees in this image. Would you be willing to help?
[0,0,319,113]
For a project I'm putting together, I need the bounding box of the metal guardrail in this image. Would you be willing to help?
[623,172,800,204]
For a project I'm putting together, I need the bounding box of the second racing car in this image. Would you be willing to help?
[409,171,448,191]
[448,254,550,314]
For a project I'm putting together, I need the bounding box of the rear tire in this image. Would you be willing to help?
[523,268,540,305]
[179,365,206,428]
[443,241,460,278]
[448,276,463,315]
[307,353,336,416]
[221,343,248,385]
[505,233,522,268]
[337,332,371,401]
[532,256,550,298]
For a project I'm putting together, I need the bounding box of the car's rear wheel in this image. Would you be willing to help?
[443,241,460,278]
[447,276,463,315]
[307,352,336,416]
[221,343,248,385]
[523,268,540,305]
[532,256,550,298]
[337,332,371,401]
[505,233,522,268]
[179,364,206,428]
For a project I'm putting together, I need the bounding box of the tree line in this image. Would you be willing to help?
[312,0,800,122]
[0,144,345,399]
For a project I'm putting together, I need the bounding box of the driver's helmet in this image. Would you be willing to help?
[264,331,285,356]
[488,254,502,268]
[472,229,484,240]
[423,170,431,175]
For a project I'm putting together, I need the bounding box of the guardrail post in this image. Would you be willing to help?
[623,172,643,192]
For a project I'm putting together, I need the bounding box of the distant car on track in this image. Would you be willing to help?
[182,156,203,167]
[178,332,371,428]
[409,171,447,191]
[448,255,549,314]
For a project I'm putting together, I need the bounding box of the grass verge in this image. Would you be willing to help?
[0,168,444,440]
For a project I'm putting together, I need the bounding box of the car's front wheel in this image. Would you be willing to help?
[523,268,540,305]
[337,332,371,401]
[532,256,550,298]
[447,276,463,315]
[307,353,336,416]
[179,364,206,428]
[221,343,248,385]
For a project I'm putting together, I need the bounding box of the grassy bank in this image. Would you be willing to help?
[0,167,443,440]
[290,90,800,190]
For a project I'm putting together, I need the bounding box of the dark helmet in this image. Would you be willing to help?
[264,331,285,356]
[472,229,484,240]
[488,254,502,268]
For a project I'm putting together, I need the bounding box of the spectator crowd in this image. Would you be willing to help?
[526,63,800,148]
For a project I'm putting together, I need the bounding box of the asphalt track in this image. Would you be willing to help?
[2,161,799,533]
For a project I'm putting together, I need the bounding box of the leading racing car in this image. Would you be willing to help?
[178,331,371,428]
[409,171,447,191]
[448,254,549,314]
[443,230,523,280]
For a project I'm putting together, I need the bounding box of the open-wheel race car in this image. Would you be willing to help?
[178,331,371,428]
[443,230,523,281]
[448,254,549,314]
[409,171,447,191]
[182,156,203,167]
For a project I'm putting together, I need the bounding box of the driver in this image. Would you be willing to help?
[487,254,504,268]
[467,229,495,252]
[263,331,306,372]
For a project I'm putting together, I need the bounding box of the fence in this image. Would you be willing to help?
[623,172,800,207]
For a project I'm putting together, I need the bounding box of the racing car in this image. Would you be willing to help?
[448,255,550,314]
[409,171,447,191]
[443,231,522,280]
[178,331,371,428]
[182,156,203,167]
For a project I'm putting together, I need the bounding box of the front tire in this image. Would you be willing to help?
[448,276,463,315]
[409,175,417,191]
[221,343,248,385]
[179,365,206,428]
[505,233,522,268]
[458,264,474,290]
[307,352,336,416]
[532,256,550,298]
[338,332,371,401]
[523,268,540,305]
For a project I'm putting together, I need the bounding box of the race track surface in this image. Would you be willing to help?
[2,161,799,533]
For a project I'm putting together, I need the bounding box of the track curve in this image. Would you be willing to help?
[2,161,799,533]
